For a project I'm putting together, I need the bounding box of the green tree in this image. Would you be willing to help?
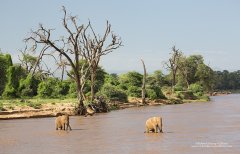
[195,63,214,92]
[165,46,182,92]
[98,84,128,102]
[2,65,26,98]
[119,71,143,97]
[37,78,59,98]
[119,71,143,88]
[147,70,165,88]
[104,73,120,86]
[18,74,41,97]
[0,53,13,96]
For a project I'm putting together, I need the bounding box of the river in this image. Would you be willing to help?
[0,94,240,154]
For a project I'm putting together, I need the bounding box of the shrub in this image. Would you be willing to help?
[174,84,184,91]
[68,82,77,98]
[167,98,183,105]
[127,86,142,97]
[188,83,203,94]
[99,84,128,102]
[200,95,210,101]
[104,73,119,86]
[0,102,4,111]
[146,89,158,100]
[2,86,16,98]
[18,75,40,97]
[188,83,204,99]
[151,86,166,99]
[55,80,70,96]
[176,91,196,100]
[119,71,143,88]
[37,78,59,98]
[27,101,42,109]
[2,65,26,98]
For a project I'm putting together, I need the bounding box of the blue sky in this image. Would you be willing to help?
[0,0,239,74]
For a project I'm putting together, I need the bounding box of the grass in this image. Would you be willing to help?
[0,98,79,110]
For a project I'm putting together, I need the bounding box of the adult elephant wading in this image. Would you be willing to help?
[144,117,163,133]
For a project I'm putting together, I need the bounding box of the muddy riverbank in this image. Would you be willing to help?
[0,98,175,120]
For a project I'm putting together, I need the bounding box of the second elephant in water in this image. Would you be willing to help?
[144,116,163,133]
[55,114,72,131]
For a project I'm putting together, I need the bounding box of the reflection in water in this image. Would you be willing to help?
[0,94,240,154]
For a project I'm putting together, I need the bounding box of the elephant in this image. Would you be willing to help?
[144,116,163,133]
[85,105,95,117]
[55,114,72,131]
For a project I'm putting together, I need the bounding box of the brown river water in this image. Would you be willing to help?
[0,94,240,154]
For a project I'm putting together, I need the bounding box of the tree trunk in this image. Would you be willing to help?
[75,74,86,115]
[90,71,96,102]
[61,66,65,81]
[172,71,176,93]
[141,59,147,104]
[76,90,86,115]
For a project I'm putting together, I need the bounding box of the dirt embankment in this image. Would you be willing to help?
[0,98,172,120]
[0,103,75,120]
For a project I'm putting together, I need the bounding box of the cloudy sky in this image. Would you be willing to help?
[0,0,239,74]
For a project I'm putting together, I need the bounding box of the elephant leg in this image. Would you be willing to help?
[68,124,72,131]
[159,126,163,133]
[154,126,158,133]
[145,127,149,133]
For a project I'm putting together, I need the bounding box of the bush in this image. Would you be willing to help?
[199,95,210,101]
[119,71,143,88]
[174,84,184,91]
[127,86,142,97]
[167,98,183,105]
[55,80,70,96]
[26,101,42,109]
[37,78,59,98]
[18,75,40,98]
[0,102,4,111]
[2,86,16,98]
[99,84,128,102]
[176,91,196,100]
[68,82,77,98]
[188,83,204,99]
[2,65,26,98]
[104,73,119,86]
[0,54,11,96]
[151,86,166,99]
[188,83,203,94]
[146,89,158,100]
[20,87,33,97]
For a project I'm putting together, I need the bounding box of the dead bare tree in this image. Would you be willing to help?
[141,59,147,104]
[81,21,122,102]
[18,46,38,73]
[25,6,121,115]
[18,45,55,79]
[25,7,87,114]
[165,46,182,92]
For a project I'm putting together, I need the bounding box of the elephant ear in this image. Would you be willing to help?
[56,112,63,117]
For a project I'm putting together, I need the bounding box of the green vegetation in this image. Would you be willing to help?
[0,46,239,112]
[1,98,78,110]
[0,101,3,111]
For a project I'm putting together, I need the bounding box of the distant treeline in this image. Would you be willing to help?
[0,52,239,101]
